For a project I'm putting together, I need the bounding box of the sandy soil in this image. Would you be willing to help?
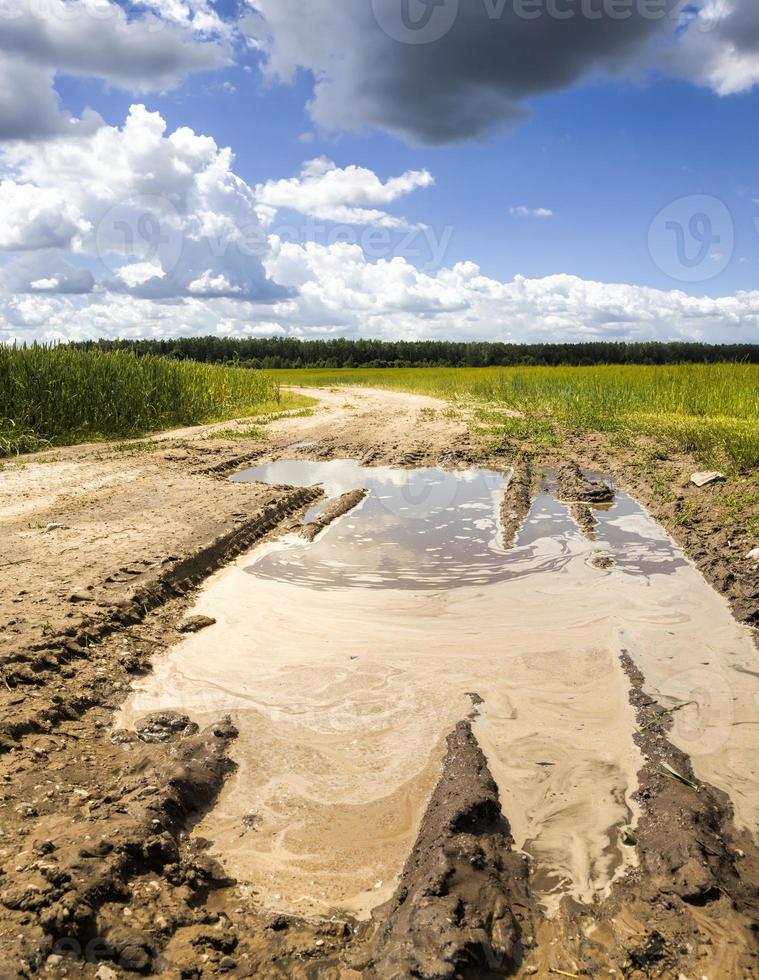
[1,385,758,979]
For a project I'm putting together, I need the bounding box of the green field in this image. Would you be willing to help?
[0,345,287,456]
[272,364,759,470]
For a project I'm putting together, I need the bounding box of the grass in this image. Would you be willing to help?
[271,364,759,471]
[0,345,287,456]
[208,426,266,441]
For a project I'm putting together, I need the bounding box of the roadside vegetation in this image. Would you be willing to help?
[271,364,759,471]
[0,344,287,456]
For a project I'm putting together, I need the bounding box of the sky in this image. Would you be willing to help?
[2,0,759,344]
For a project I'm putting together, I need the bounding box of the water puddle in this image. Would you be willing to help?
[119,460,759,920]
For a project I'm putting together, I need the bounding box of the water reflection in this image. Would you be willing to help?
[232,460,687,591]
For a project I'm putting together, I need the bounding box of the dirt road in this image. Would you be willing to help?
[1,386,758,978]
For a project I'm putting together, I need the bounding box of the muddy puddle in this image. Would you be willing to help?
[119,460,759,920]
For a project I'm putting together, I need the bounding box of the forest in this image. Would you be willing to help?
[70,338,759,369]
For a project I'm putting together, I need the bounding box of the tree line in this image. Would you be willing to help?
[70,337,759,368]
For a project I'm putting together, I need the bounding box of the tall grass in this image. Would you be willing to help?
[271,364,759,470]
[0,345,280,455]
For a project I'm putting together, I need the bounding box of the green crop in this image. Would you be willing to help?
[0,344,280,456]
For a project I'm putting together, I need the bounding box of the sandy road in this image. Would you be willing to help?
[1,386,470,651]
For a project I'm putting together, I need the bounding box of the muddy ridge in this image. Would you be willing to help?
[355,721,534,979]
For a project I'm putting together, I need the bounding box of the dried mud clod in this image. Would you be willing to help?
[299,488,368,542]
[1,719,238,976]
[571,503,599,539]
[353,721,536,979]
[608,653,759,977]
[557,461,615,505]
[500,458,533,548]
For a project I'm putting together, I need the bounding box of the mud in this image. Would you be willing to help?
[1,385,758,978]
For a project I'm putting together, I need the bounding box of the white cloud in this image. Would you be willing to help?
[664,2,759,96]
[0,252,95,295]
[0,180,91,250]
[255,157,434,229]
[0,0,231,141]
[260,240,759,343]
[188,271,242,295]
[115,261,165,289]
[0,105,285,302]
[510,206,554,219]
[3,241,758,346]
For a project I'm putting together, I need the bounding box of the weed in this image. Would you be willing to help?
[208,427,265,440]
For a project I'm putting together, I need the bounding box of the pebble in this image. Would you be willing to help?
[747,547,759,561]
[177,615,217,634]
[95,967,118,980]
[690,471,726,488]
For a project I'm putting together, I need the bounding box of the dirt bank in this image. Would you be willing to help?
[1,385,757,978]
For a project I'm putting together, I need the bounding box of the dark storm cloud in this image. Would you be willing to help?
[250,0,684,144]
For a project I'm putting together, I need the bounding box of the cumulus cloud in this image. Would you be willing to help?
[3,240,758,346]
[255,157,434,229]
[0,105,287,302]
[245,0,683,144]
[665,1,759,95]
[0,251,95,294]
[245,1,759,145]
[0,0,231,141]
[0,180,91,249]
[260,240,759,342]
[510,206,554,218]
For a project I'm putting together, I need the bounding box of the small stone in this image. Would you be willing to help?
[109,729,137,745]
[95,967,118,980]
[68,590,92,604]
[134,711,199,743]
[219,957,236,972]
[747,547,759,562]
[44,523,64,533]
[690,471,726,488]
[177,615,216,634]
[524,968,538,976]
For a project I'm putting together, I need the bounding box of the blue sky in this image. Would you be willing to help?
[2,1,759,343]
